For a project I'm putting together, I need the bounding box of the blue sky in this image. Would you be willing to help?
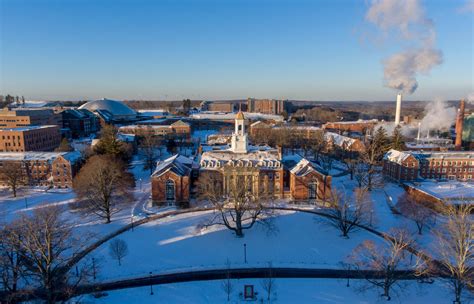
[0,0,472,101]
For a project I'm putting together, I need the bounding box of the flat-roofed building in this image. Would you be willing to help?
[247,98,287,115]
[0,125,61,152]
[0,107,62,128]
[61,108,100,138]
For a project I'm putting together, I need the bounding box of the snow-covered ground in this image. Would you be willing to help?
[90,210,384,281]
[77,278,451,304]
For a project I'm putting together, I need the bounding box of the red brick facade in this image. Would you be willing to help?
[151,170,190,205]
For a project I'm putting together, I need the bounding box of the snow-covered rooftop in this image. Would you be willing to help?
[152,154,193,177]
[0,125,58,132]
[324,132,356,148]
[0,151,81,163]
[406,181,474,205]
[383,149,414,164]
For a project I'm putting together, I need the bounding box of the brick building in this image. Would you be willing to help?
[61,109,100,138]
[0,151,82,188]
[0,108,62,128]
[383,149,474,182]
[247,98,287,115]
[151,154,193,206]
[0,125,61,152]
[151,112,331,205]
[322,119,379,134]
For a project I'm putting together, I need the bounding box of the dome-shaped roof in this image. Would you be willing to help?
[79,98,137,117]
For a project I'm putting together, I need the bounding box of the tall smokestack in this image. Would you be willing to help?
[395,93,402,125]
[417,122,421,141]
[455,99,465,150]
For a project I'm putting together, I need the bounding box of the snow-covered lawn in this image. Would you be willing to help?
[78,278,451,304]
[90,211,385,281]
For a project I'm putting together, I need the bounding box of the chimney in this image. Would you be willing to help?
[395,93,402,125]
[417,122,421,141]
[455,99,466,150]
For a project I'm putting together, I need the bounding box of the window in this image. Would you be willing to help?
[308,182,317,199]
[165,180,175,201]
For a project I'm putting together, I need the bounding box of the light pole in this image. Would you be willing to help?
[131,215,134,232]
[139,178,143,191]
[149,271,154,295]
[24,197,28,209]
[244,243,247,264]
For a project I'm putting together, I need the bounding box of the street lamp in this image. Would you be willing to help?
[131,215,134,232]
[244,243,247,264]
[149,271,154,295]
[139,178,143,191]
[24,197,28,209]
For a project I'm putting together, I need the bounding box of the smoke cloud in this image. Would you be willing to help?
[365,0,443,94]
[420,99,456,133]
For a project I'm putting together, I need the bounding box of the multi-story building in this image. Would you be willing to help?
[0,125,61,152]
[61,108,100,138]
[151,112,332,206]
[119,120,191,139]
[0,108,62,128]
[247,98,287,115]
[0,151,82,188]
[322,119,379,134]
[383,149,474,182]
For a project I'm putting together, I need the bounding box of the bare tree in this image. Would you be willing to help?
[221,258,233,301]
[260,261,276,303]
[197,167,274,238]
[139,128,160,174]
[74,155,134,223]
[10,206,92,303]
[322,188,373,238]
[435,204,474,304]
[109,239,128,266]
[349,229,421,301]
[0,220,24,295]
[0,162,25,197]
[310,130,326,162]
[396,193,435,235]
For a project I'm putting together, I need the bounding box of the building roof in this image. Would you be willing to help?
[383,149,416,164]
[384,149,474,164]
[152,154,193,177]
[236,111,245,120]
[0,151,81,163]
[78,98,137,118]
[406,181,474,205]
[0,125,58,132]
[324,132,356,148]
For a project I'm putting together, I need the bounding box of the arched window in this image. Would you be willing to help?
[166,179,175,201]
[308,182,317,199]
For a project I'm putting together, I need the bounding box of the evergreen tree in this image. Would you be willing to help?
[55,138,74,152]
[390,125,405,150]
[372,126,390,162]
[94,124,131,162]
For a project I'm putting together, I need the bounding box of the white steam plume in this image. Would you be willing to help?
[420,99,456,133]
[365,0,443,94]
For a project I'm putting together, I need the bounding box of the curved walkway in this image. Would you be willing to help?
[74,267,431,296]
